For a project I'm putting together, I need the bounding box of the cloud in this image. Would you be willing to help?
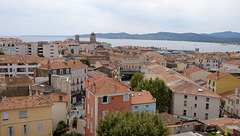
[0,0,239,35]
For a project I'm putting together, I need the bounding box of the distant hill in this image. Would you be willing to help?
[80,31,240,43]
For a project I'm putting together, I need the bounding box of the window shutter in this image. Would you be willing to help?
[100,97,103,104]
[108,96,111,103]
[26,125,29,134]
[8,127,10,136]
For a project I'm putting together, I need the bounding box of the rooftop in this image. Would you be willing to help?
[183,67,203,73]
[131,91,155,105]
[40,61,70,69]
[219,90,235,101]
[207,71,230,80]
[5,75,33,87]
[0,95,53,111]
[85,76,130,95]
[159,112,182,126]
[0,55,39,64]
[66,60,87,68]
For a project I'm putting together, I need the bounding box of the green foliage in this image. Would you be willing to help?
[61,50,65,55]
[135,78,172,112]
[70,49,74,54]
[38,54,44,57]
[0,51,5,55]
[130,72,144,91]
[80,59,90,66]
[61,132,84,136]
[53,120,69,136]
[72,117,78,129]
[97,111,167,136]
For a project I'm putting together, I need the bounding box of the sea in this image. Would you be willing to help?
[7,36,240,53]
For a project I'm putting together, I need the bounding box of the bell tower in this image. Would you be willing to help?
[90,32,96,43]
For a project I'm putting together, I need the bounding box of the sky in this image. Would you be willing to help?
[0,0,240,35]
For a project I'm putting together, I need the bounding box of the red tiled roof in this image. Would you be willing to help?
[66,60,87,68]
[183,67,203,73]
[5,75,33,87]
[131,91,155,104]
[219,90,235,101]
[44,91,68,102]
[0,55,39,64]
[207,71,230,80]
[160,112,182,125]
[40,62,70,69]
[0,95,53,111]
[223,60,240,66]
[85,76,130,95]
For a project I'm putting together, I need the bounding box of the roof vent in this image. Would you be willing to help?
[198,88,203,92]
[131,94,134,97]
[9,79,12,82]
[137,93,142,96]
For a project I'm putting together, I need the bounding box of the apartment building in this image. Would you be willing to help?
[0,55,40,77]
[0,95,53,136]
[67,42,80,55]
[195,57,219,70]
[219,60,240,79]
[144,64,221,120]
[183,67,212,82]
[131,91,156,113]
[207,71,240,94]
[85,76,132,136]
[42,44,58,59]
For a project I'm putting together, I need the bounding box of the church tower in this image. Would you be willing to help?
[90,32,96,43]
[75,34,79,42]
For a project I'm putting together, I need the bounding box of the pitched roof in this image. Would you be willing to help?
[159,112,182,125]
[219,90,235,101]
[131,91,155,104]
[40,62,70,69]
[66,60,87,68]
[85,76,131,95]
[5,75,33,87]
[0,55,39,64]
[183,67,203,73]
[207,71,230,80]
[224,60,240,66]
[0,95,53,111]
[44,91,68,102]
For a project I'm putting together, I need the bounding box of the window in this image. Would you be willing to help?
[2,112,8,120]
[91,108,93,118]
[184,100,187,107]
[88,104,89,114]
[81,69,83,74]
[66,69,69,74]
[208,80,211,84]
[59,95,63,101]
[123,94,129,101]
[91,122,93,133]
[19,111,27,118]
[60,70,63,75]
[195,104,197,108]
[237,109,239,115]
[228,99,230,104]
[87,118,89,129]
[184,95,187,99]
[227,106,229,112]
[23,124,29,134]
[231,108,233,114]
[206,103,209,110]
[101,96,111,104]
[37,123,43,132]
[194,113,196,117]
[53,70,56,75]
[135,106,138,110]
[77,70,79,75]
[102,110,108,117]
[145,105,150,112]
[85,69,87,73]
[8,126,14,136]
[206,98,209,102]
[212,81,215,86]
[205,113,208,120]
[183,110,186,116]
[195,96,197,100]
[237,99,239,104]
[88,91,89,99]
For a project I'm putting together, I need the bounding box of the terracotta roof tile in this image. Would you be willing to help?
[223,60,240,65]
[219,90,235,101]
[85,76,131,95]
[40,62,70,69]
[66,60,87,68]
[207,71,230,80]
[160,112,182,125]
[0,95,53,111]
[131,91,155,104]
[44,91,68,102]
[0,55,39,64]
[5,75,33,87]
[183,67,203,73]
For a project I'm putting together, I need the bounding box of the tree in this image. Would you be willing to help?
[72,117,78,129]
[70,49,74,54]
[80,59,90,66]
[135,78,172,112]
[0,51,5,55]
[61,132,84,136]
[53,120,69,136]
[130,72,144,91]
[97,111,167,136]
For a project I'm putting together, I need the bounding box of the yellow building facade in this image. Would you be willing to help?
[0,95,53,136]
[207,71,240,94]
